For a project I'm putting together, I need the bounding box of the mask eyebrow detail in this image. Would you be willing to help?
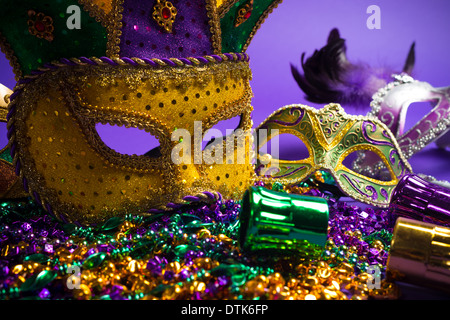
[361,121,395,148]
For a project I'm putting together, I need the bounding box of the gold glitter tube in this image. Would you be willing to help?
[387,217,450,293]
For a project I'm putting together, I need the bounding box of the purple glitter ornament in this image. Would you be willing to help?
[44,244,53,254]
[38,288,51,299]
[146,256,167,276]
[0,260,9,276]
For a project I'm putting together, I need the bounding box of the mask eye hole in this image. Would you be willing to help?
[345,150,392,182]
[95,123,161,157]
[402,100,439,136]
[202,115,242,150]
[258,133,310,161]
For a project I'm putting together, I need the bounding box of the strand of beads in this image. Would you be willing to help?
[0,183,399,300]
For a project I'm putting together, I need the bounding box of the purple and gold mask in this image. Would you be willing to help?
[1,0,283,224]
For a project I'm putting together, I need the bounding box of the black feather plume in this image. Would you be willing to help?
[291,28,416,108]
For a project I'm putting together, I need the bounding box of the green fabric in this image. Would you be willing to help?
[0,1,108,76]
[220,0,281,53]
[0,147,12,163]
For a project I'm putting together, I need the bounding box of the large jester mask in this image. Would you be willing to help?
[1,0,283,224]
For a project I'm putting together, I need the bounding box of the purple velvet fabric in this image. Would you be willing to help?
[120,0,215,59]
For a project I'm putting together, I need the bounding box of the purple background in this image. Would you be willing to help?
[247,0,450,182]
[1,0,450,181]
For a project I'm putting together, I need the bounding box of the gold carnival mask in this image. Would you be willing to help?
[255,104,413,207]
[1,0,283,224]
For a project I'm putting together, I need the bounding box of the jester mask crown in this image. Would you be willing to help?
[0,0,283,224]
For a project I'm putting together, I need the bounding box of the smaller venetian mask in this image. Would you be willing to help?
[368,74,450,158]
[255,103,412,207]
[353,74,450,179]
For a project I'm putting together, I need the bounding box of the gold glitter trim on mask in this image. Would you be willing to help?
[78,0,112,27]
[106,0,124,58]
[0,105,7,122]
[217,0,238,18]
[217,0,284,51]
[242,0,282,52]
[80,0,114,16]
[206,0,223,54]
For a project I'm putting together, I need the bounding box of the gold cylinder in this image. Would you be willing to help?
[387,217,450,292]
